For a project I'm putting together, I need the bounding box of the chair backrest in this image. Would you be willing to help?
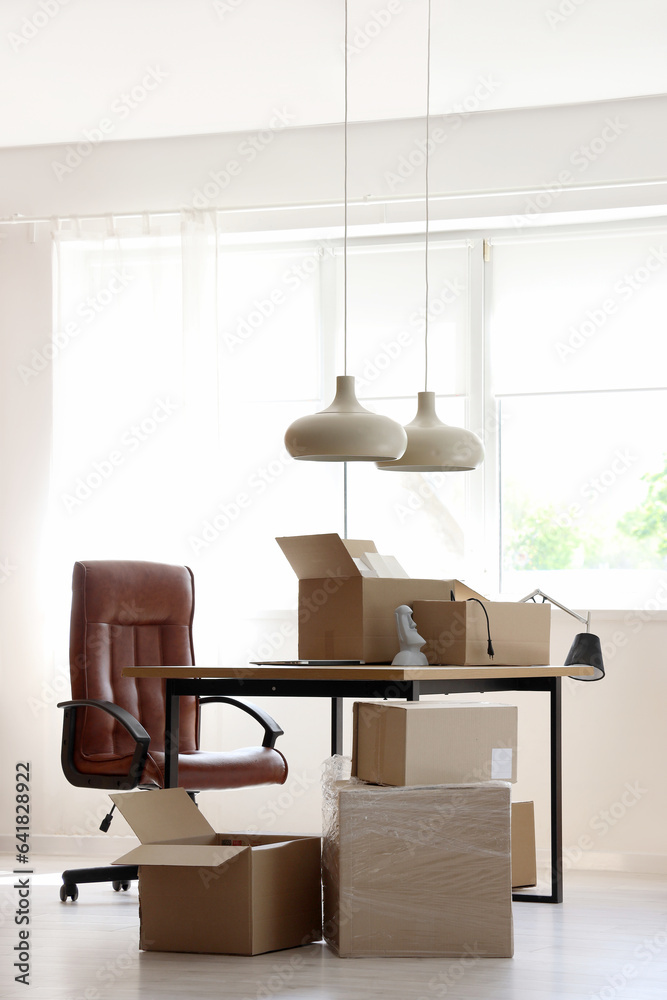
[69,560,199,761]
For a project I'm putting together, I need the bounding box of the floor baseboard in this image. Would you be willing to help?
[0,833,137,859]
[3,837,666,875]
[535,846,667,875]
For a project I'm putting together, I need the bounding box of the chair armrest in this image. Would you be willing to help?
[57,699,151,790]
[198,696,284,748]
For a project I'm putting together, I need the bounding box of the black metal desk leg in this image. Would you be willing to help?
[512,677,563,904]
[164,680,180,788]
[331,697,344,756]
[550,676,563,903]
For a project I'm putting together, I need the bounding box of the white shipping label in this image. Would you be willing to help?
[491,747,513,780]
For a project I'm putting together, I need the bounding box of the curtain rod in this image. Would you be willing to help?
[2,178,667,228]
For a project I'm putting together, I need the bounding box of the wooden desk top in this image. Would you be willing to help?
[122,663,593,681]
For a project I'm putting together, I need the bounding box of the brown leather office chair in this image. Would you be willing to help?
[57,559,288,901]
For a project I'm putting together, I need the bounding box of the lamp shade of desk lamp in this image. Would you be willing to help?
[520,588,605,682]
[285,375,408,462]
[564,632,605,681]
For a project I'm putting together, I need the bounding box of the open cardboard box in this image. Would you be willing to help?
[277,533,483,663]
[110,788,322,955]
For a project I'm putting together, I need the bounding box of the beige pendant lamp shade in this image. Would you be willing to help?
[376,391,484,471]
[284,0,407,464]
[285,375,408,462]
[377,0,484,476]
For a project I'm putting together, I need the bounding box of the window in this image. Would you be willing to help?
[342,238,479,584]
[50,213,667,651]
[489,223,667,609]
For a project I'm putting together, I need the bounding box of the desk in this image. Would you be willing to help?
[122,662,592,905]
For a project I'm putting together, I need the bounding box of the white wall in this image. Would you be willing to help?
[0,225,54,846]
[2,94,667,228]
[1,95,666,873]
[4,0,667,147]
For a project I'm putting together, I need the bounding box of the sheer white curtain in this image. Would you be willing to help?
[48,211,221,662]
[48,211,343,674]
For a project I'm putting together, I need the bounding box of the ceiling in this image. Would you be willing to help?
[1,0,667,149]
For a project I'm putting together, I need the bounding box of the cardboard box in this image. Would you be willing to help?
[111,788,322,955]
[322,767,514,958]
[352,700,518,785]
[512,800,537,889]
[277,533,483,663]
[412,599,551,665]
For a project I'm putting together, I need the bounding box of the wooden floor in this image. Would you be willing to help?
[1,855,667,999]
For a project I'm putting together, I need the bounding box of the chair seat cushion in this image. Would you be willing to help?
[143,746,289,790]
[72,745,288,790]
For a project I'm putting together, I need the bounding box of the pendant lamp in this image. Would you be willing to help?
[284,0,407,463]
[285,374,409,462]
[376,0,484,473]
[378,389,485,471]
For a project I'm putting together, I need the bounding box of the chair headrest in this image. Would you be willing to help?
[73,560,194,627]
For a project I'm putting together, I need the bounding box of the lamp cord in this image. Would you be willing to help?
[343,0,348,376]
[466,598,495,659]
[342,0,349,540]
[424,0,432,392]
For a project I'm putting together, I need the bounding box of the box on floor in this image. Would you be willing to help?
[111,788,322,955]
[277,533,483,663]
[322,761,514,958]
[512,800,537,889]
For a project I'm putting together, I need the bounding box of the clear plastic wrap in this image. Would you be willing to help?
[322,756,513,959]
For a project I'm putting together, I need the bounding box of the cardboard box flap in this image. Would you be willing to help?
[113,842,246,868]
[245,837,310,850]
[276,534,376,580]
[110,787,216,844]
[442,581,488,601]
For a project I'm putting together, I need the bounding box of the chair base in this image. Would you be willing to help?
[60,864,138,902]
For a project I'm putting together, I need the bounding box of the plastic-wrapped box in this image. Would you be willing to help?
[322,757,513,958]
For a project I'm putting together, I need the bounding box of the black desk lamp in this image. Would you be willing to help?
[519,589,605,681]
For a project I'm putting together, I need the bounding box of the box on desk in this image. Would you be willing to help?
[322,764,514,958]
[276,533,483,663]
[412,599,551,666]
[111,788,322,955]
[352,700,518,785]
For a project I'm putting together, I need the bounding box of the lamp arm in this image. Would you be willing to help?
[518,589,590,630]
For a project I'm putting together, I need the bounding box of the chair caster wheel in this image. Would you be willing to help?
[112,880,131,892]
[60,883,78,902]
